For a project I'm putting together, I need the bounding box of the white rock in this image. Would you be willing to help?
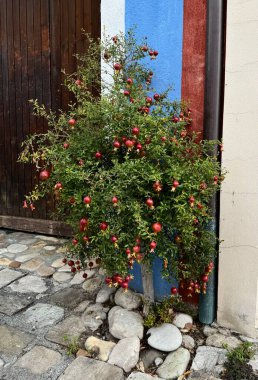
[23,303,64,328]
[85,336,116,361]
[35,235,59,242]
[173,313,193,329]
[203,325,217,337]
[70,272,86,285]
[191,346,227,372]
[108,306,144,340]
[0,358,5,368]
[74,300,91,313]
[127,373,162,380]
[53,272,72,283]
[147,323,182,352]
[96,285,116,303]
[249,354,258,372]
[108,337,140,372]
[51,258,65,268]
[114,288,142,310]
[82,276,103,293]
[7,275,47,294]
[43,245,56,251]
[156,347,190,379]
[82,303,107,331]
[182,335,195,350]
[7,244,28,254]
[206,333,240,349]
[154,357,164,366]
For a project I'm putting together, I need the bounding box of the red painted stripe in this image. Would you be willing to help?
[181,0,206,138]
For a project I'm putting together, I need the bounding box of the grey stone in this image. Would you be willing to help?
[16,252,41,263]
[173,313,193,329]
[114,288,142,310]
[0,358,4,367]
[43,245,56,251]
[140,349,164,370]
[20,257,44,271]
[82,276,103,293]
[191,346,227,372]
[59,356,125,380]
[19,238,37,245]
[108,336,140,372]
[7,243,28,254]
[85,336,116,361]
[70,272,86,285]
[82,303,107,331]
[14,345,62,374]
[46,315,86,346]
[0,268,24,288]
[0,258,12,266]
[249,354,258,372]
[0,248,8,255]
[147,323,182,352]
[0,291,34,315]
[0,325,34,356]
[51,258,65,268]
[53,272,72,283]
[35,235,59,242]
[74,300,91,313]
[36,264,55,277]
[7,275,47,293]
[23,303,64,328]
[127,372,163,380]
[240,335,258,343]
[203,325,218,337]
[206,333,241,349]
[218,328,231,336]
[96,285,116,303]
[156,347,190,379]
[189,371,222,380]
[182,334,195,350]
[58,264,72,272]
[108,306,144,339]
[49,288,88,309]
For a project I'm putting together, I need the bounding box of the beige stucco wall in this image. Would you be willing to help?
[218,0,258,338]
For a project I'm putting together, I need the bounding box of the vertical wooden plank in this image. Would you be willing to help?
[0,1,7,214]
[6,0,18,215]
[91,0,101,39]
[13,0,24,216]
[181,0,206,138]
[50,0,61,111]
[75,0,85,55]
[60,0,70,109]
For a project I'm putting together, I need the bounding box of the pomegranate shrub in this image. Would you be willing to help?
[19,31,224,295]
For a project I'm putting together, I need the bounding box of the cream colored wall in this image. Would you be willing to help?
[218,0,258,338]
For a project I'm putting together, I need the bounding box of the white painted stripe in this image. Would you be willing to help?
[101,0,125,91]
[101,0,125,37]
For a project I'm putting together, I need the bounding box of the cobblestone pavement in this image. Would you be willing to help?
[0,229,257,380]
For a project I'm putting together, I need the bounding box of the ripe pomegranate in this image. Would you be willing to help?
[114,63,121,71]
[83,196,92,205]
[153,181,162,192]
[63,142,69,149]
[79,218,88,232]
[68,118,76,127]
[99,222,108,231]
[146,198,154,208]
[111,236,118,244]
[153,50,158,57]
[39,170,50,181]
[113,140,121,149]
[71,267,76,273]
[82,273,88,279]
[171,287,178,295]
[83,236,90,243]
[95,151,103,159]
[124,90,130,96]
[68,260,74,267]
[141,45,148,52]
[54,182,62,190]
[152,222,162,233]
[153,93,160,101]
[62,258,67,264]
[146,96,152,104]
[105,276,113,285]
[75,79,82,86]
[69,197,75,204]
[133,245,141,254]
[202,274,209,283]
[173,116,179,123]
[125,139,134,148]
[132,127,139,135]
[136,143,142,151]
[171,180,179,192]
[112,196,118,204]
[126,78,133,85]
[149,241,157,251]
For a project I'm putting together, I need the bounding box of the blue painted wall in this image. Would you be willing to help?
[125,0,184,100]
[125,0,184,298]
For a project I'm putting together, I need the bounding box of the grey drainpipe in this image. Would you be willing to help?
[199,0,227,324]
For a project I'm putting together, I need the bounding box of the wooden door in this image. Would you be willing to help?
[0,0,100,234]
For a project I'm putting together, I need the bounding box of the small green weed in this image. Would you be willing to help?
[143,295,197,328]
[63,335,80,356]
[223,341,257,380]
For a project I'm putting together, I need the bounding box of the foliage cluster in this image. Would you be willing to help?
[19,31,224,293]
[223,342,257,380]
